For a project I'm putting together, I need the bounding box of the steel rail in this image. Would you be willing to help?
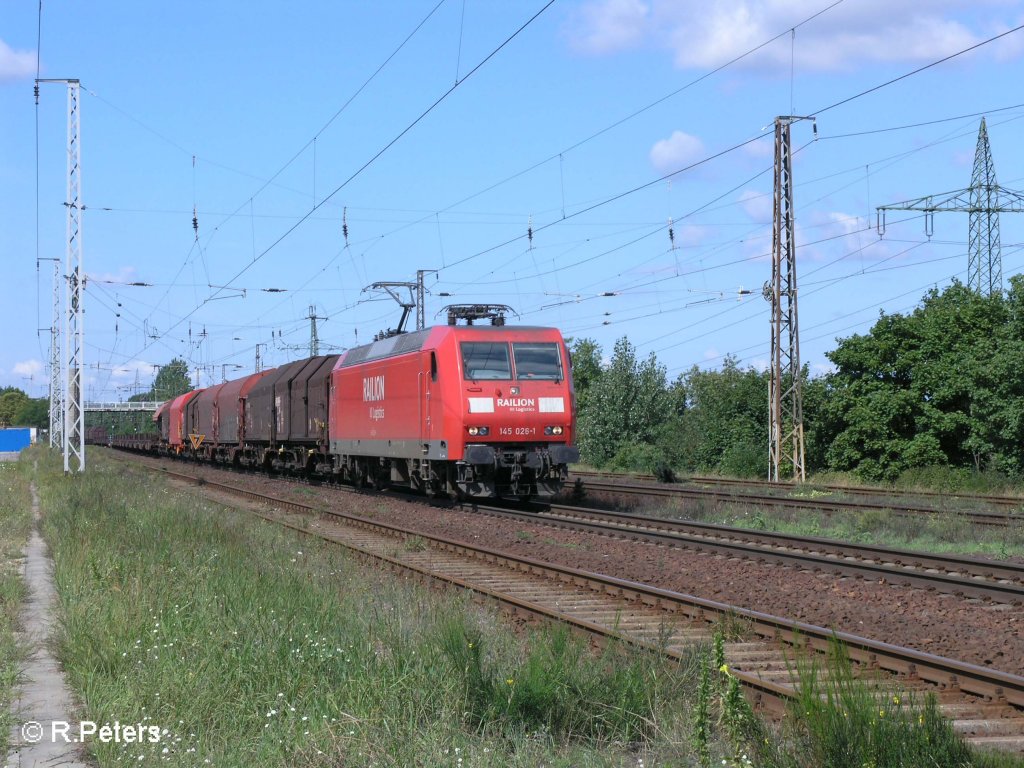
[571,469,1024,511]
[684,474,1024,510]
[579,478,1019,527]
[458,501,1024,605]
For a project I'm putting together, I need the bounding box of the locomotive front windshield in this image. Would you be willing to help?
[461,342,512,380]
[512,343,562,380]
[461,341,563,381]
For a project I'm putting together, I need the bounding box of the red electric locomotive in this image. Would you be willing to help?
[329,319,579,499]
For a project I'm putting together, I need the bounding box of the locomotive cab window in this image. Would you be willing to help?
[512,343,563,380]
[461,342,511,380]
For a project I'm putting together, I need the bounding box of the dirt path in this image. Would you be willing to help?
[4,481,89,767]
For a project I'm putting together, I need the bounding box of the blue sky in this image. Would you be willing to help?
[3,0,1024,400]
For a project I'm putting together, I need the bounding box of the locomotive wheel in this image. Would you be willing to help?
[353,461,368,488]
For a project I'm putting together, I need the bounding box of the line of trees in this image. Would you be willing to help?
[571,276,1024,485]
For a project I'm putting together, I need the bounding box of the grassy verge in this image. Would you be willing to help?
[34,450,1020,766]
[0,453,33,755]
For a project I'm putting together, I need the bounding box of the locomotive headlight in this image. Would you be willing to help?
[544,426,564,436]
[468,426,490,436]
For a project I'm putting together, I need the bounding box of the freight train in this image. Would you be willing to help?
[112,317,580,500]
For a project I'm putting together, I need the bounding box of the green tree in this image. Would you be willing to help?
[820,281,1020,481]
[676,357,769,477]
[130,358,192,403]
[567,338,602,408]
[14,397,49,429]
[0,389,29,427]
[577,337,671,467]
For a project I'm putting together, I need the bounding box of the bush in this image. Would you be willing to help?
[607,443,675,479]
[895,464,1017,494]
[717,440,765,479]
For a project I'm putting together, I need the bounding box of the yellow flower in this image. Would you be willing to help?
[506,678,515,686]
[892,695,900,705]
[718,664,729,674]
[879,710,885,718]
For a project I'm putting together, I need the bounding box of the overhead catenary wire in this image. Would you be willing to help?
[118,1,557,371]
[83,15,1024,393]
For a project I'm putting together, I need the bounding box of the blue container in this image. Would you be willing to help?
[0,428,33,452]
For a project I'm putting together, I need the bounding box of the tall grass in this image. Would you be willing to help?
[435,617,672,741]
[0,454,33,756]
[782,641,1022,768]
[690,633,1022,768]
[35,450,700,766]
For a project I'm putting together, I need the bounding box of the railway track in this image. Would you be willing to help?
[120,456,1024,753]
[683,473,1024,511]
[572,469,1024,513]
[576,477,1022,528]
[462,501,1024,606]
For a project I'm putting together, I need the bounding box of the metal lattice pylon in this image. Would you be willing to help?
[877,118,1024,297]
[47,258,64,448]
[969,118,1001,294]
[764,116,806,483]
[64,80,85,473]
[308,305,321,356]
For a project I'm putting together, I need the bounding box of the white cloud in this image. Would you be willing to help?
[738,188,771,222]
[673,222,706,247]
[742,135,775,160]
[0,39,34,83]
[566,1,1019,73]
[565,0,650,55]
[650,130,705,173]
[13,360,43,378]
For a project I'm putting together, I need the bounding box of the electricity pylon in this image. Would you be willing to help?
[763,116,808,483]
[877,118,1024,296]
[39,77,85,472]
